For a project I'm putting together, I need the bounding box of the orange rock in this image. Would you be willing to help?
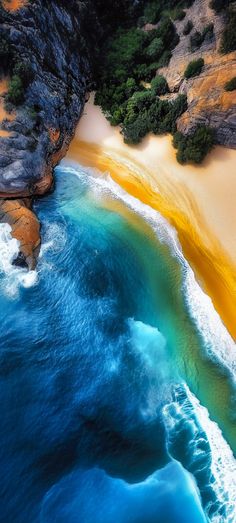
[48,128,60,144]
[0,199,40,269]
[2,0,28,12]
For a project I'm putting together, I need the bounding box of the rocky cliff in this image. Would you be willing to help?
[158,0,236,146]
[0,0,91,268]
[0,0,235,269]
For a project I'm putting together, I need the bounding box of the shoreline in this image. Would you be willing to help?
[67,95,236,340]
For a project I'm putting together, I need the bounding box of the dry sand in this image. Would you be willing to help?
[67,95,236,339]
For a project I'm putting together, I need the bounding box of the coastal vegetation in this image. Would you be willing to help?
[94,0,216,164]
[184,58,204,79]
[173,126,216,164]
[220,8,236,53]
[210,0,236,53]
[190,23,214,51]
[225,77,236,91]
[183,20,193,35]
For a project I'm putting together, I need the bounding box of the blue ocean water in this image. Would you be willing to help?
[0,164,235,523]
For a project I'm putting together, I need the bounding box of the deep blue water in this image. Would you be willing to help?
[0,164,234,522]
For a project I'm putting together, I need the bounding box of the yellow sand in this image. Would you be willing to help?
[67,95,236,340]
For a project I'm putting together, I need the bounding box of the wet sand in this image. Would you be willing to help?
[67,95,236,340]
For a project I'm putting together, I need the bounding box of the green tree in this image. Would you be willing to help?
[173,126,215,164]
[146,37,164,60]
[6,75,24,105]
[151,75,169,95]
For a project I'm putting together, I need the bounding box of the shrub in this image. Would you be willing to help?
[156,49,172,67]
[225,77,236,91]
[184,58,204,79]
[202,23,214,41]
[220,9,236,53]
[210,0,233,12]
[173,126,215,164]
[122,113,150,144]
[13,62,34,87]
[146,37,164,60]
[183,20,193,35]
[0,33,12,72]
[156,16,179,50]
[143,1,161,24]
[151,75,169,95]
[190,31,204,50]
[172,8,186,21]
[6,75,24,105]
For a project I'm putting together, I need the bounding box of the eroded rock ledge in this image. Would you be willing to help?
[0,0,91,267]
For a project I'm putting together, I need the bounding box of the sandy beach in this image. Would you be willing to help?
[67,95,236,339]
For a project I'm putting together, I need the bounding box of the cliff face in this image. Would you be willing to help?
[0,0,91,267]
[159,0,236,147]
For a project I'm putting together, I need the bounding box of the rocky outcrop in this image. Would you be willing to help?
[0,198,40,269]
[0,0,91,266]
[159,0,236,147]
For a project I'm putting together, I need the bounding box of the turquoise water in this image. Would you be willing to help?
[0,164,235,522]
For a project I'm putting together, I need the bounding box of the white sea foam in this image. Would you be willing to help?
[64,164,236,368]
[39,222,67,258]
[164,384,236,523]
[0,223,37,297]
[62,164,236,522]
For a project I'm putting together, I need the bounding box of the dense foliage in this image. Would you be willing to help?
[210,0,234,12]
[220,8,236,53]
[0,33,12,72]
[183,20,193,35]
[225,77,236,91]
[94,0,216,163]
[184,58,204,79]
[173,126,216,164]
[141,0,194,25]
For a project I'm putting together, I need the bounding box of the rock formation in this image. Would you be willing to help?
[0,0,235,269]
[0,0,91,267]
[159,0,236,146]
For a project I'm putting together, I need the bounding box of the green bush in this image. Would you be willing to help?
[184,58,204,79]
[183,20,193,35]
[151,75,169,95]
[190,31,204,50]
[172,8,186,21]
[202,23,214,40]
[146,37,164,60]
[220,9,236,53]
[13,62,34,87]
[122,113,151,144]
[225,77,236,91]
[156,16,179,50]
[0,33,12,72]
[173,126,215,164]
[6,75,25,105]
[210,0,233,12]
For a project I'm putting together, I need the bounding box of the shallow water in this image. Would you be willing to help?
[0,164,235,522]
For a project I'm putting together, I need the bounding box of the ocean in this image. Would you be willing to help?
[0,162,235,522]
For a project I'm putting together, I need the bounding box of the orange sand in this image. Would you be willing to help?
[67,96,236,340]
